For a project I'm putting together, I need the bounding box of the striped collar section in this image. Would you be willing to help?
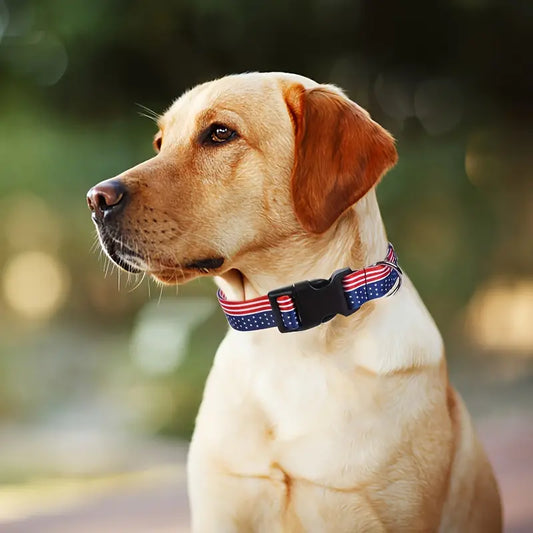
[217,243,402,333]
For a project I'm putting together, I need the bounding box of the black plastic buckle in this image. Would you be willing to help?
[267,268,355,333]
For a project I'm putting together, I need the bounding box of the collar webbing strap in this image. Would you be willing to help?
[217,243,402,333]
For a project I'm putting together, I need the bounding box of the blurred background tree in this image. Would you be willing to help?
[0,0,531,488]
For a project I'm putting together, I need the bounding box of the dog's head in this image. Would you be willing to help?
[87,72,397,284]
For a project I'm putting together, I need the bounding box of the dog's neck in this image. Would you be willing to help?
[215,190,388,302]
[215,189,443,372]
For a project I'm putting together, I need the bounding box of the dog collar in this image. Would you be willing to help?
[217,243,402,333]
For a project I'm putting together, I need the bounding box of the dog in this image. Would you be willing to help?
[87,72,502,532]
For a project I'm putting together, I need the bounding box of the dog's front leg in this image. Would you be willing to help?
[188,456,294,533]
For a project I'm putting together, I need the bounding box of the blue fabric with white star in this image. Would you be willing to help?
[225,309,300,332]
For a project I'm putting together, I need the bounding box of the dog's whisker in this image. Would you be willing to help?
[135,103,160,123]
[103,256,111,278]
[137,111,158,122]
[128,272,146,293]
[90,238,100,254]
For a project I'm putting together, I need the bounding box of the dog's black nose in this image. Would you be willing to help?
[87,179,127,220]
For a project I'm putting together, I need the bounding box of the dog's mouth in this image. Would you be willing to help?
[185,257,225,271]
[99,234,145,274]
[96,230,225,281]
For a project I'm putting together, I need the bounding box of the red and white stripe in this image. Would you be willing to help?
[342,248,395,291]
[342,265,389,291]
[217,291,295,317]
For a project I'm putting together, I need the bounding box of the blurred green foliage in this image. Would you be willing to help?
[0,0,531,441]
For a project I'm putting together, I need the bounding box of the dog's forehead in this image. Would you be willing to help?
[159,72,318,133]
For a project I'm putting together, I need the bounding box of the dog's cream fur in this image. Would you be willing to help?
[90,72,502,532]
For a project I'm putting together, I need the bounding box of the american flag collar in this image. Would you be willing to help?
[217,243,402,333]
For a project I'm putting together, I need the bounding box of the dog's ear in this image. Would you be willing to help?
[283,84,398,234]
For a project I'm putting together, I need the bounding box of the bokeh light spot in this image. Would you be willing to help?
[465,130,507,186]
[2,194,62,252]
[465,278,533,354]
[130,297,215,376]
[375,71,415,122]
[414,78,463,135]
[2,251,70,319]
[5,31,68,86]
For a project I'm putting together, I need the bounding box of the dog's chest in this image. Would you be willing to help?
[196,332,426,487]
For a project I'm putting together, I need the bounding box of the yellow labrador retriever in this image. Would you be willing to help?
[87,72,502,532]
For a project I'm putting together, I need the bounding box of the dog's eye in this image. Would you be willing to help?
[153,133,162,152]
[209,124,236,144]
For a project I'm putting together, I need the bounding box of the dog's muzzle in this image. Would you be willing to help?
[87,179,144,273]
